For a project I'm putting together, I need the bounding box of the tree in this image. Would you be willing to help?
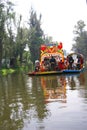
[0,0,5,67]
[0,0,16,68]
[28,8,44,64]
[43,35,53,44]
[16,16,29,66]
[72,20,87,60]
[5,1,16,58]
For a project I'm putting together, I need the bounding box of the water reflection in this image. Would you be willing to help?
[0,73,26,130]
[0,74,49,130]
[0,72,87,130]
[41,76,67,103]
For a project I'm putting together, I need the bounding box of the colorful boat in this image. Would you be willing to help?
[28,70,63,76]
[28,43,84,76]
[28,68,84,76]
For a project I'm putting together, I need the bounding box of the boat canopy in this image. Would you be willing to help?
[67,52,83,58]
[67,52,84,69]
[40,42,64,64]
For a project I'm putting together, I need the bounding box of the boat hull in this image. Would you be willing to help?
[28,68,84,76]
[63,69,84,73]
[28,70,63,76]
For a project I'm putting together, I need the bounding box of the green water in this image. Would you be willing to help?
[0,71,87,130]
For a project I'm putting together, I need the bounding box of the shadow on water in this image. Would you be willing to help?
[0,71,87,130]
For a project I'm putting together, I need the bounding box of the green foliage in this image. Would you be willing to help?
[0,68,15,76]
[0,0,16,68]
[0,0,5,67]
[0,2,51,69]
[72,20,87,60]
[28,8,44,63]
[44,35,53,44]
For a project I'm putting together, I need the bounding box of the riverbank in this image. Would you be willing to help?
[0,68,16,76]
[0,66,29,76]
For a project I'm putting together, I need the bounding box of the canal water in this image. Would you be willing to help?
[0,71,87,130]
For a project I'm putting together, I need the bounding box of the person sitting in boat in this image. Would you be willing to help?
[40,60,45,72]
[80,55,84,69]
[44,57,50,71]
[58,59,65,70]
[50,56,56,71]
[68,55,74,69]
[35,60,40,72]
[76,55,81,69]
[64,57,69,69]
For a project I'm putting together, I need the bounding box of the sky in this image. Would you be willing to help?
[12,0,87,52]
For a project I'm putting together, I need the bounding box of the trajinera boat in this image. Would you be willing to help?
[28,42,84,76]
